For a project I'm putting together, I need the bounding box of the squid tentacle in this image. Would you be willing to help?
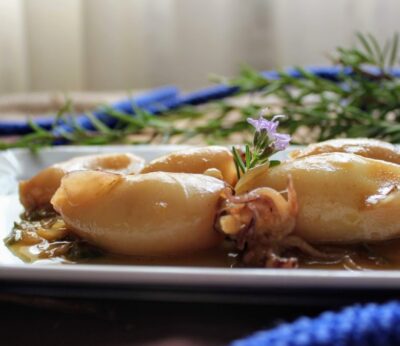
[216,176,342,268]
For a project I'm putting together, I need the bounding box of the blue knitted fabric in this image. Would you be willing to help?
[232,301,400,346]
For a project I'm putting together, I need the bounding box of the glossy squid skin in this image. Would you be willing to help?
[19,153,144,210]
[290,138,400,164]
[141,146,237,186]
[236,153,400,244]
[51,171,226,256]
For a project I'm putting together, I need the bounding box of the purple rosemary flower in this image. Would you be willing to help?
[273,132,291,151]
[247,114,291,152]
[232,112,291,178]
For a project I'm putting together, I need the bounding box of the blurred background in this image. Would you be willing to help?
[0,0,399,107]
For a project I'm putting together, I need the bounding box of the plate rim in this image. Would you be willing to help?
[3,263,400,289]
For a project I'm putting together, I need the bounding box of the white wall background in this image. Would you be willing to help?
[0,0,400,94]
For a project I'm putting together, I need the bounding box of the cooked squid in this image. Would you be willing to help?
[216,178,300,267]
[19,153,144,211]
[290,138,400,164]
[51,171,226,256]
[141,146,237,186]
[235,152,400,244]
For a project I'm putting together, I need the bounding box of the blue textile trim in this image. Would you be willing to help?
[141,66,400,112]
[4,66,400,136]
[51,84,240,137]
[231,301,400,346]
[0,86,179,135]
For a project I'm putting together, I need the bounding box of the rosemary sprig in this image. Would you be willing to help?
[1,32,400,151]
[232,114,291,178]
[221,32,400,143]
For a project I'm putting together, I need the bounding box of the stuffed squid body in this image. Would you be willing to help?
[290,138,400,164]
[236,153,400,244]
[51,171,225,256]
[19,153,144,210]
[141,146,237,186]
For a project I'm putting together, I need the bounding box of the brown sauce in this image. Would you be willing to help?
[90,240,400,270]
[88,244,238,267]
[6,212,400,270]
[7,241,238,267]
[300,240,400,270]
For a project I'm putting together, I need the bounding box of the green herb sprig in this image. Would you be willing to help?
[232,114,290,178]
[221,32,400,143]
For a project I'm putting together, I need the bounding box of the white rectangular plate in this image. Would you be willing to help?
[1,145,400,301]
